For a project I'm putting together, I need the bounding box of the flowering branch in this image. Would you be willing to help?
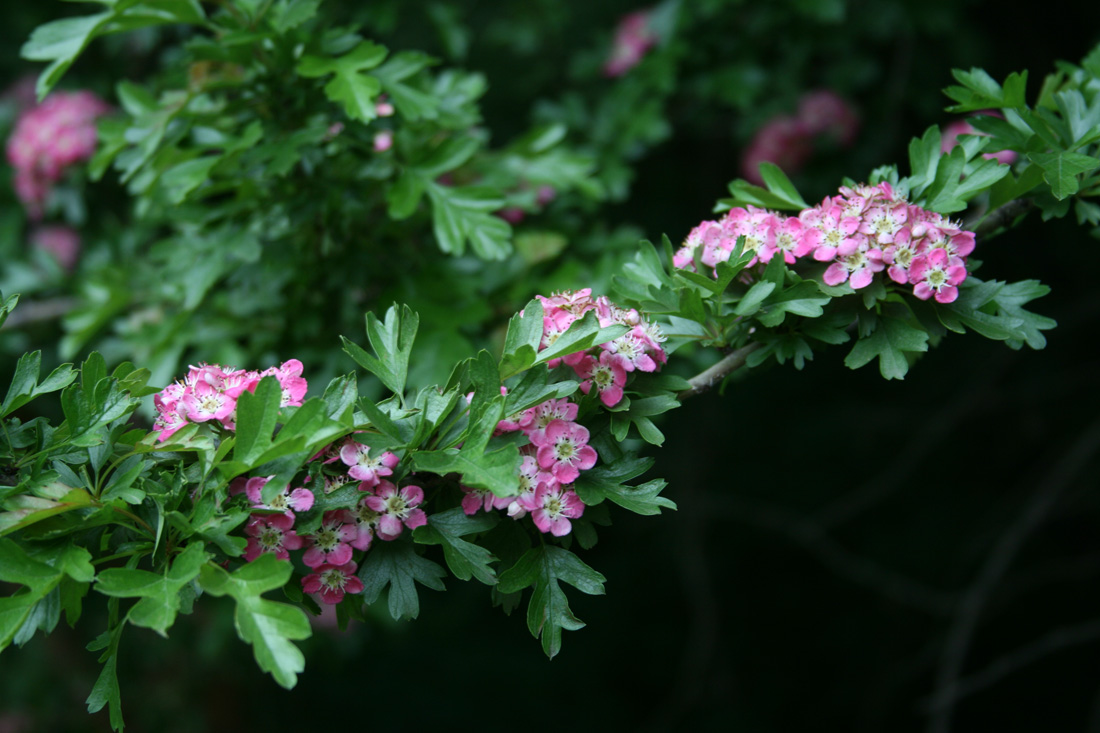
[678,342,764,400]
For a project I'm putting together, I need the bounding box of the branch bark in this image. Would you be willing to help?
[678,342,763,400]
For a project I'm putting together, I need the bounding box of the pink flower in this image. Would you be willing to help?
[244,476,315,517]
[799,203,862,262]
[909,248,967,303]
[244,513,303,561]
[759,215,821,264]
[350,496,382,551]
[520,483,586,537]
[152,395,189,442]
[858,201,909,246]
[30,226,81,271]
[461,485,513,515]
[823,239,885,290]
[603,11,657,77]
[533,420,598,484]
[883,227,924,285]
[302,562,364,605]
[339,440,399,487]
[720,206,779,267]
[604,331,658,373]
[506,453,557,519]
[302,510,357,568]
[575,350,629,408]
[365,481,427,540]
[519,398,579,443]
[181,380,236,424]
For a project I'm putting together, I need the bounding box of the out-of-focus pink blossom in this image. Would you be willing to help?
[29,225,81,271]
[941,117,1018,165]
[5,90,110,219]
[372,130,393,152]
[603,10,657,77]
[741,116,814,185]
[797,90,859,146]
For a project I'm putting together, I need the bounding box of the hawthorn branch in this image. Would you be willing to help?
[967,198,1034,238]
[678,342,763,400]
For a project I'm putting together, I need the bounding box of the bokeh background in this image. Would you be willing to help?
[3,1,1100,731]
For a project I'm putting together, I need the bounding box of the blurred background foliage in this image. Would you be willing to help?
[2,0,1100,730]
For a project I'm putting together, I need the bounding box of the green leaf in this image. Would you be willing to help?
[573,457,676,516]
[0,489,94,537]
[425,182,512,259]
[534,310,629,367]
[22,12,113,100]
[1,352,77,418]
[198,555,311,689]
[359,540,446,620]
[756,281,830,327]
[1027,151,1100,200]
[94,543,207,635]
[372,51,440,121]
[232,376,282,467]
[160,156,220,204]
[22,1,207,100]
[733,281,777,317]
[411,444,521,497]
[268,0,321,33]
[497,545,606,658]
[413,508,499,584]
[844,314,929,380]
[85,624,125,732]
[342,304,419,398]
[757,162,810,209]
[499,299,544,380]
[296,41,389,122]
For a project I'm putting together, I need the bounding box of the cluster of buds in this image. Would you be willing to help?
[603,9,658,77]
[674,181,976,304]
[742,90,859,185]
[152,360,308,441]
[534,289,667,407]
[5,90,110,219]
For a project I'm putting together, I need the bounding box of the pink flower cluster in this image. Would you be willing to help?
[533,289,667,408]
[5,90,110,219]
[152,360,308,441]
[674,181,976,304]
[464,396,594,537]
[603,10,658,77]
[232,433,427,605]
[741,90,859,185]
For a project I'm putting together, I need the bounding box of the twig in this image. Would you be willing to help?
[925,418,1100,733]
[966,198,1035,238]
[924,619,1100,711]
[0,297,78,330]
[706,492,957,616]
[678,342,763,400]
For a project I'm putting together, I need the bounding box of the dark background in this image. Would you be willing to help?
[2,1,1100,731]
